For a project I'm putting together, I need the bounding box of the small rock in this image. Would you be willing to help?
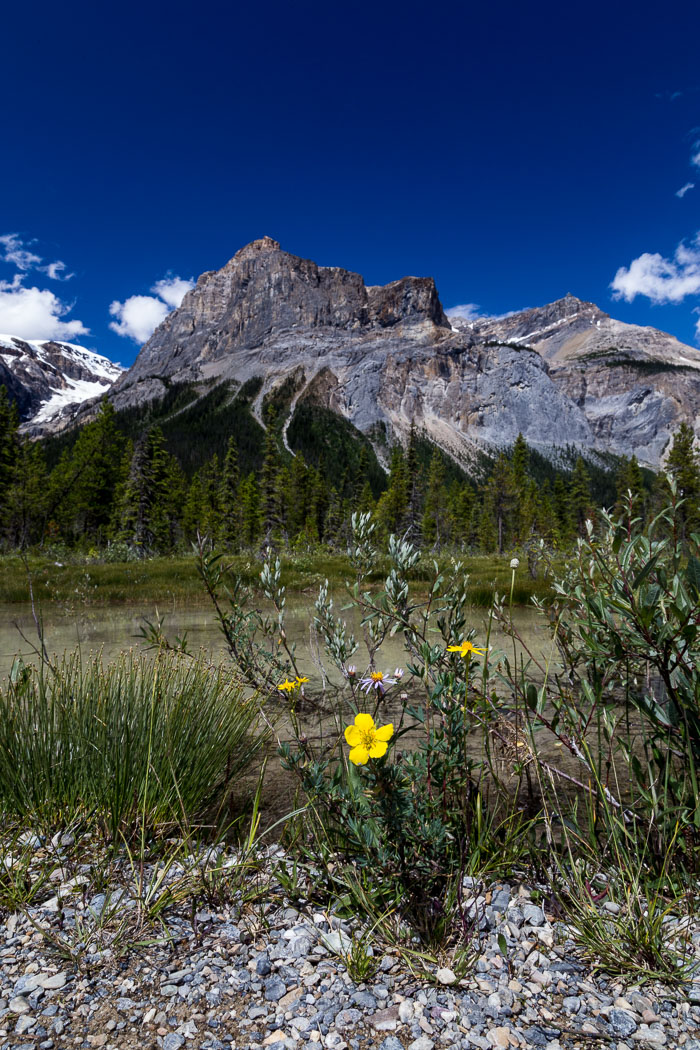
[369,1006,399,1031]
[163,1036,185,1050]
[435,967,457,986]
[608,1009,637,1037]
[14,976,40,996]
[408,1038,435,1050]
[39,973,65,991]
[522,904,545,927]
[378,1038,404,1050]
[488,1027,516,1048]
[399,1000,415,1022]
[264,977,287,1002]
[9,996,31,1014]
[321,929,353,955]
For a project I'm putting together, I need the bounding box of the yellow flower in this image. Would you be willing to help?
[447,640,487,659]
[295,675,309,685]
[277,678,297,693]
[344,713,393,766]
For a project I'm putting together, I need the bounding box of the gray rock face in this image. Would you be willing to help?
[106,242,700,468]
[456,294,700,464]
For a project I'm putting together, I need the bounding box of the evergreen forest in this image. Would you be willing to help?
[0,379,696,558]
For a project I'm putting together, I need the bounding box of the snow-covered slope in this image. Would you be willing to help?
[0,335,123,431]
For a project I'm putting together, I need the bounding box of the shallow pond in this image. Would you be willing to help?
[0,596,553,681]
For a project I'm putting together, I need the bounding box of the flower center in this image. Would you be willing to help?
[369,671,384,681]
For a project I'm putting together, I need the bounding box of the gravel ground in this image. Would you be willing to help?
[1,841,699,1050]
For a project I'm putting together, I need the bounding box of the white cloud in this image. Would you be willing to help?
[42,260,73,281]
[676,182,695,198]
[445,302,483,320]
[692,151,700,169]
[611,232,700,304]
[151,275,194,309]
[109,296,170,344]
[0,234,42,272]
[109,274,195,344]
[0,232,70,280]
[0,277,89,341]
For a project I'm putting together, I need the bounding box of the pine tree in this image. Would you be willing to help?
[569,457,593,537]
[666,422,700,537]
[553,476,573,545]
[5,440,49,548]
[0,386,19,527]
[421,447,447,547]
[261,413,283,544]
[375,445,409,535]
[448,482,474,547]
[484,453,516,553]
[118,427,183,554]
[405,424,423,538]
[239,473,262,548]
[50,400,125,544]
[219,436,242,550]
[510,434,536,544]
[615,454,646,527]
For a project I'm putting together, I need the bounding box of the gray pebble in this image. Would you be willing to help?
[607,1008,637,1036]
[522,903,546,927]
[264,976,287,1001]
[378,1038,404,1050]
[163,1036,185,1050]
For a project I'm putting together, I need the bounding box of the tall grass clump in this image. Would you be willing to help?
[0,651,267,839]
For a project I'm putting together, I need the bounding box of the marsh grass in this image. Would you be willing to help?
[0,651,268,839]
[0,551,557,606]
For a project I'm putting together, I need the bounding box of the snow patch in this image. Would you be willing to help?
[32,378,115,424]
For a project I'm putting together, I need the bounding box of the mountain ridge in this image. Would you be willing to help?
[7,239,700,469]
[0,335,124,430]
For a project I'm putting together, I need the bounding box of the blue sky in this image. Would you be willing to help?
[2,0,699,366]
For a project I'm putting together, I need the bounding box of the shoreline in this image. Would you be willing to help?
[1,838,698,1050]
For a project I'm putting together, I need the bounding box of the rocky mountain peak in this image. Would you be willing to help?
[0,334,124,430]
[230,235,282,261]
[61,239,700,470]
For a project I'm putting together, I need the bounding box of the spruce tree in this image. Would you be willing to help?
[484,453,516,553]
[569,456,593,537]
[421,447,447,548]
[375,445,409,535]
[0,386,19,528]
[5,440,49,548]
[119,427,182,554]
[219,436,242,550]
[239,473,262,548]
[615,454,646,527]
[666,422,700,537]
[261,412,283,544]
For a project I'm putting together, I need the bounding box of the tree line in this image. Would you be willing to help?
[0,387,697,556]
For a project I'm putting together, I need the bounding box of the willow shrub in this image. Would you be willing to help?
[0,651,267,838]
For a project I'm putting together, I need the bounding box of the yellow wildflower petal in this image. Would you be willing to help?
[447,644,464,652]
[344,724,363,746]
[374,723,394,742]
[353,712,375,733]
[368,740,388,759]
[349,745,369,765]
